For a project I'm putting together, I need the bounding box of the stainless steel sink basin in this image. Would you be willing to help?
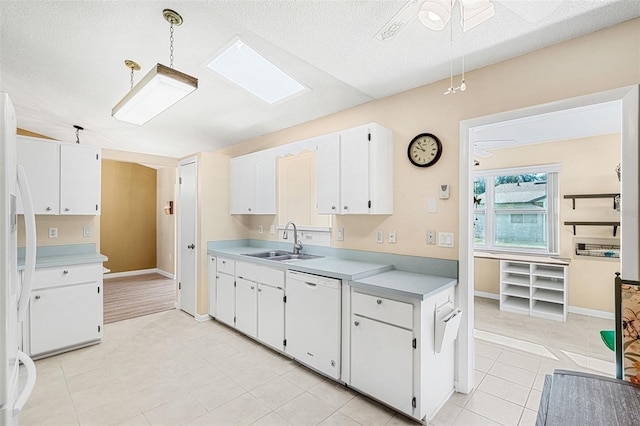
[241,251,322,262]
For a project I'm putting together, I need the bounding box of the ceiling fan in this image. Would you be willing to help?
[374,0,562,41]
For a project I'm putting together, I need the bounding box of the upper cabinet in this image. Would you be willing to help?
[316,123,393,215]
[230,153,276,215]
[17,136,101,215]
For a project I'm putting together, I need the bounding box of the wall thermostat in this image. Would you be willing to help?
[439,184,450,199]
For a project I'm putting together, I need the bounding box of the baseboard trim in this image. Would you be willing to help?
[568,306,614,320]
[194,313,210,322]
[474,291,499,300]
[104,268,175,280]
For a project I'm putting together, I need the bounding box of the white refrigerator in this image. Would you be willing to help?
[0,92,37,425]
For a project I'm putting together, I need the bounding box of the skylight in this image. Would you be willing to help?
[207,39,306,104]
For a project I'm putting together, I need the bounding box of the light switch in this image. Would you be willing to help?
[270,225,275,234]
[375,230,383,244]
[427,197,437,213]
[83,226,92,237]
[337,228,344,241]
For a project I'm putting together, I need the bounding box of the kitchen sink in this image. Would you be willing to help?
[242,251,322,262]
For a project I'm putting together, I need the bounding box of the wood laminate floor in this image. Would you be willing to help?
[103,273,176,324]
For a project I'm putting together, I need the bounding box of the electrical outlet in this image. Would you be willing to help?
[270,225,275,234]
[337,227,344,241]
[48,227,58,238]
[258,225,264,234]
[389,230,396,243]
[375,230,383,244]
[438,232,454,248]
[427,230,436,245]
[83,226,92,237]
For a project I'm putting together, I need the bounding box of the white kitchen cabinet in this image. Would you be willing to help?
[60,144,101,215]
[16,137,59,214]
[351,314,414,414]
[230,153,276,215]
[215,257,236,327]
[257,283,284,351]
[316,123,393,215]
[235,277,258,338]
[16,136,101,215]
[24,263,103,358]
[208,255,216,317]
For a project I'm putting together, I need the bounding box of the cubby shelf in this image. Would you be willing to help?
[500,260,568,322]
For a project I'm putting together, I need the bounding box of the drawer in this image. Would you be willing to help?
[217,257,235,276]
[31,263,102,290]
[352,291,413,330]
[236,261,284,287]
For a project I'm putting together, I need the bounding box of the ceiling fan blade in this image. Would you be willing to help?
[495,0,561,23]
[374,0,423,41]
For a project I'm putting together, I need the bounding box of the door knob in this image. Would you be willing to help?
[34,295,41,300]
[187,244,195,249]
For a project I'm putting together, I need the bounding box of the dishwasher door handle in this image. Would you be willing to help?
[304,281,318,287]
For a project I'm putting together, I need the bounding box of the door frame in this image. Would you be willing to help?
[177,157,198,315]
[457,85,639,393]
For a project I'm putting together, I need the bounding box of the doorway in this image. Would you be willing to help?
[457,85,640,393]
[178,159,197,316]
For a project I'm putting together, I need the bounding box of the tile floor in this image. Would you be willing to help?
[19,297,615,426]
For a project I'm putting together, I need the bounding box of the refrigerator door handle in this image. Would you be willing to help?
[12,351,37,415]
[16,165,36,322]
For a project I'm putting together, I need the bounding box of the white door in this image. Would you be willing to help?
[351,315,414,415]
[340,126,370,214]
[178,160,197,316]
[16,137,59,214]
[235,278,257,338]
[60,144,101,215]
[216,273,235,326]
[257,284,284,351]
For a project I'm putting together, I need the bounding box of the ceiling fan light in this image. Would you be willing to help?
[460,0,491,10]
[418,0,452,31]
[462,1,495,32]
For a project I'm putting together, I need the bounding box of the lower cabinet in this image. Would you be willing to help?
[257,283,284,351]
[24,263,103,358]
[216,272,236,327]
[236,278,258,338]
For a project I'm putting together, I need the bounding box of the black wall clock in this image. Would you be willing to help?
[408,133,442,167]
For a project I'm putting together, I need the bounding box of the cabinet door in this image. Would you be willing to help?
[230,155,256,214]
[216,273,235,327]
[235,278,257,337]
[257,284,284,351]
[208,256,216,317]
[16,137,59,214]
[29,282,101,356]
[60,144,101,215]
[255,157,276,214]
[340,126,370,214]
[351,315,414,415]
[315,134,341,214]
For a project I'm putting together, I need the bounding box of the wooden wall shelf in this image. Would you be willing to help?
[564,221,620,236]
[564,193,620,210]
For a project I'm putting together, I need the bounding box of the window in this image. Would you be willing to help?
[474,164,560,254]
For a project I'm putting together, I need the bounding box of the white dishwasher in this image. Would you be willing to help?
[285,270,341,380]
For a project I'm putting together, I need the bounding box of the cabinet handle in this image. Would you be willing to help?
[248,208,252,212]
[354,321,360,327]
[34,295,41,300]
[251,286,255,290]
[222,260,226,264]
[216,276,220,279]
[187,244,195,249]
[63,270,69,275]
[376,299,382,305]
[344,206,348,210]
[331,206,336,210]
[64,208,70,212]
[45,207,51,211]
[258,288,262,292]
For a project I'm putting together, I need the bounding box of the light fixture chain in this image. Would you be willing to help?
[130,66,134,90]
[169,22,174,68]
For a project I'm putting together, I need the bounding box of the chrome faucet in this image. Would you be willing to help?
[283,221,303,254]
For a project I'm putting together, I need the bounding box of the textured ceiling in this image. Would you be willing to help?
[1,1,638,158]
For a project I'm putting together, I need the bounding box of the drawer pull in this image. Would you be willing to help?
[222,260,226,264]
[34,295,41,300]
[251,286,255,290]
[376,299,382,305]
[45,207,51,211]
[63,270,69,275]
[354,321,360,327]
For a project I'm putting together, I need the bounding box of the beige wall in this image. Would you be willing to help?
[474,134,621,312]
[212,19,639,266]
[101,160,157,273]
[157,167,176,275]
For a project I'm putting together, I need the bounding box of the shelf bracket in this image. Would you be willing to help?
[571,224,576,235]
[614,225,618,237]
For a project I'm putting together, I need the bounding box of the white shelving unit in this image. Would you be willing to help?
[500,260,568,321]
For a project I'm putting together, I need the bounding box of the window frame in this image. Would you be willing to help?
[474,164,561,255]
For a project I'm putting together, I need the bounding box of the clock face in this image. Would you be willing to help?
[408,133,442,167]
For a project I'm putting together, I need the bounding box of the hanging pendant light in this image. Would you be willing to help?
[112,9,198,125]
